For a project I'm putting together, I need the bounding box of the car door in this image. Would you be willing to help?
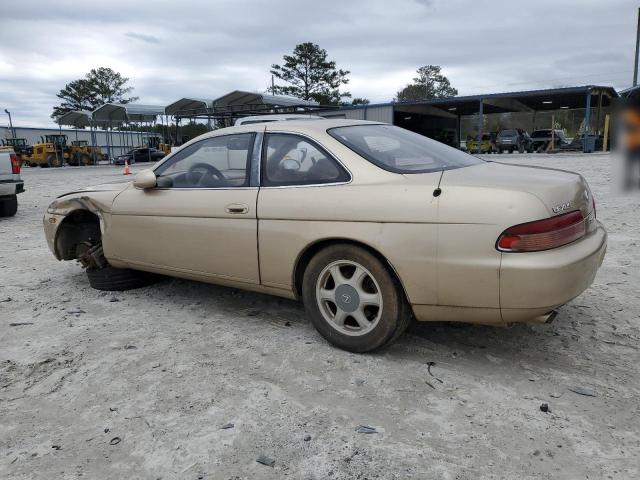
[106,132,261,285]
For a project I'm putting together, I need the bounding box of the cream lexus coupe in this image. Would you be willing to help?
[44,120,607,352]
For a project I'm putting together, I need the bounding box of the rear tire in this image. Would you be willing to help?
[86,265,161,291]
[302,245,411,353]
[0,195,18,217]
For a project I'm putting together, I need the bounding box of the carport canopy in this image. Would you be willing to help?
[213,90,319,111]
[92,103,165,124]
[56,110,93,128]
[165,98,214,116]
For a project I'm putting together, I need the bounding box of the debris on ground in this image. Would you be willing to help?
[221,423,234,429]
[9,322,34,326]
[256,455,275,467]
[66,308,85,315]
[303,435,311,441]
[109,437,121,445]
[427,361,443,383]
[355,425,377,434]
[568,386,597,397]
[540,403,550,413]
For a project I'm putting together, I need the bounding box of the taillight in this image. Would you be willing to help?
[10,153,20,174]
[497,210,587,252]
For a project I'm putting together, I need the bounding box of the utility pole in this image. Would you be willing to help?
[634,7,640,86]
[4,109,15,138]
[271,75,275,95]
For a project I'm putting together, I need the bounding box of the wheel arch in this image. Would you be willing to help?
[292,237,410,303]
[55,209,102,260]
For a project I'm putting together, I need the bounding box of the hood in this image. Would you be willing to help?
[441,161,593,218]
[57,180,131,198]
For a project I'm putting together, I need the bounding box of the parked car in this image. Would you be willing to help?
[0,149,24,216]
[496,128,533,153]
[114,148,166,165]
[530,129,569,152]
[44,120,606,352]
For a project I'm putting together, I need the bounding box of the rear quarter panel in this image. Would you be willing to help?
[257,178,441,305]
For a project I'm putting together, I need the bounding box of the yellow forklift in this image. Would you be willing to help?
[27,134,69,167]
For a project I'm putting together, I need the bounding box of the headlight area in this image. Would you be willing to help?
[496,210,596,253]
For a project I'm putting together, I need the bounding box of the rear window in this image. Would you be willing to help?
[328,124,483,174]
[499,129,517,137]
[531,130,551,137]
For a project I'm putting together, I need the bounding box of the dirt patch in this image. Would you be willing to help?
[1,156,638,479]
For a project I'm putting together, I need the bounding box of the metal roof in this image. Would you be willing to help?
[165,98,215,116]
[213,90,319,110]
[324,85,619,117]
[92,103,165,123]
[55,110,93,128]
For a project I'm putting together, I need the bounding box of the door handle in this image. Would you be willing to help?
[225,203,249,214]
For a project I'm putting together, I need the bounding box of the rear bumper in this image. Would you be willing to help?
[500,221,607,322]
[0,179,24,196]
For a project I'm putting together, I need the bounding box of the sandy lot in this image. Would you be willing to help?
[1,153,639,479]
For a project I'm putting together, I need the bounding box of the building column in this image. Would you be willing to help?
[477,99,483,154]
[583,89,592,153]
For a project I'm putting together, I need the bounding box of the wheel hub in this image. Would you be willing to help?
[334,284,360,313]
[315,260,383,337]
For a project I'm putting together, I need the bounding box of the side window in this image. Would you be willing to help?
[262,134,350,186]
[155,134,254,188]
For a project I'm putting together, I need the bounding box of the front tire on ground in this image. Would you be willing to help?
[0,195,18,217]
[302,244,411,353]
[86,265,161,291]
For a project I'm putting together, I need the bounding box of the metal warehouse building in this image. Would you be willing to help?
[314,85,618,152]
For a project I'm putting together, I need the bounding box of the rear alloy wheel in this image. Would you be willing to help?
[302,245,411,352]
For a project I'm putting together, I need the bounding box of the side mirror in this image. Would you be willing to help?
[133,169,157,189]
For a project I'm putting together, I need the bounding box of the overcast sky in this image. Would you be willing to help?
[0,0,637,127]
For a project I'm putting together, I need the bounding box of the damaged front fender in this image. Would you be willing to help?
[44,189,122,260]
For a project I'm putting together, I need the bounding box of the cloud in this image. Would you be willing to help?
[125,32,160,44]
[0,0,636,127]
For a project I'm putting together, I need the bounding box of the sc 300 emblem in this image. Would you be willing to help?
[552,202,571,213]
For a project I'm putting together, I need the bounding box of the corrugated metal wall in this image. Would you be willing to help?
[316,105,394,123]
[1,126,154,157]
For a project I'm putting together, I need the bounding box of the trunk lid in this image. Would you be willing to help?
[440,162,593,218]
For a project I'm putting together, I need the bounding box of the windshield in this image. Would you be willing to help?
[328,124,483,174]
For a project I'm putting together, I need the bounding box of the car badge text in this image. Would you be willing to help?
[552,201,572,213]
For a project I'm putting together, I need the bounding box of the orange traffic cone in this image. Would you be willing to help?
[123,160,131,175]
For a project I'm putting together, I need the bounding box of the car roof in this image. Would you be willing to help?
[214,118,385,137]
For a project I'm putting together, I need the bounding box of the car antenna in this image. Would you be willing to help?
[433,169,445,197]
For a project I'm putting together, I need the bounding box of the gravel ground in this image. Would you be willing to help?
[1,153,639,480]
